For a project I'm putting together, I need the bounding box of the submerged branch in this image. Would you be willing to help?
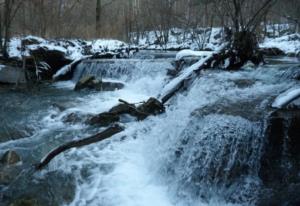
[36,124,124,170]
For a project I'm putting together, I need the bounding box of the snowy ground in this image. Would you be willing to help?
[5,26,300,65]
[8,35,137,61]
[130,28,226,51]
[131,27,300,56]
[260,33,300,56]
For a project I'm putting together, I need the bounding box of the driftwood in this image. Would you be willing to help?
[36,124,124,170]
[37,98,164,170]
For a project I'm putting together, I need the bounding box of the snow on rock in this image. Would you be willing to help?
[260,33,300,56]
[91,39,128,52]
[8,36,137,61]
[176,49,213,61]
[272,87,300,108]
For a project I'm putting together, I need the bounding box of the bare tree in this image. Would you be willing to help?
[1,0,23,58]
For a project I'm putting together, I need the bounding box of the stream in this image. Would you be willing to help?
[0,52,299,206]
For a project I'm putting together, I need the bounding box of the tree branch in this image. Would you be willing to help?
[35,124,124,170]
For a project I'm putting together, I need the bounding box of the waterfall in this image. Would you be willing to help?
[72,59,172,83]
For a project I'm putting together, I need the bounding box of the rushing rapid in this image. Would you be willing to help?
[0,53,299,206]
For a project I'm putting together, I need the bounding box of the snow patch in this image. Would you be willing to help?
[8,36,137,61]
[176,50,213,61]
[260,33,300,56]
[272,87,300,108]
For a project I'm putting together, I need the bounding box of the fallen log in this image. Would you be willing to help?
[272,87,300,109]
[37,98,164,170]
[88,97,165,126]
[160,31,265,104]
[52,56,92,81]
[36,124,124,170]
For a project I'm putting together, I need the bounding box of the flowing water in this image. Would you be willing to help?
[0,53,299,206]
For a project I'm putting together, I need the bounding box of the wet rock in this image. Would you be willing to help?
[62,113,83,124]
[257,184,300,206]
[0,165,22,185]
[0,65,27,84]
[0,125,34,143]
[191,98,268,122]
[51,103,67,112]
[1,170,76,206]
[137,97,165,116]
[88,112,120,126]
[9,198,39,206]
[62,112,92,124]
[260,47,285,56]
[258,109,300,204]
[109,103,137,115]
[101,81,124,91]
[88,97,164,126]
[74,76,124,91]
[170,114,262,203]
[1,150,21,165]
[74,75,95,90]
[232,79,256,88]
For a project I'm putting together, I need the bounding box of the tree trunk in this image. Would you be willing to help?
[0,7,3,53]
[3,0,11,58]
[96,0,102,37]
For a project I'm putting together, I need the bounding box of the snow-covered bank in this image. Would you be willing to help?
[131,28,226,51]
[1,36,139,81]
[131,27,300,57]
[260,33,300,56]
[8,36,138,61]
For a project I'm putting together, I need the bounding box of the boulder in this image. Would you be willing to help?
[260,47,285,56]
[30,47,72,80]
[0,65,26,84]
[74,76,124,91]
[88,112,120,126]
[74,75,95,91]
[1,150,21,165]
[137,97,165,116]
[258,109,300,205]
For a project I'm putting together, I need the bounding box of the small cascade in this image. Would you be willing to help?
[161,114,264,204]
[72,59,172,82]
